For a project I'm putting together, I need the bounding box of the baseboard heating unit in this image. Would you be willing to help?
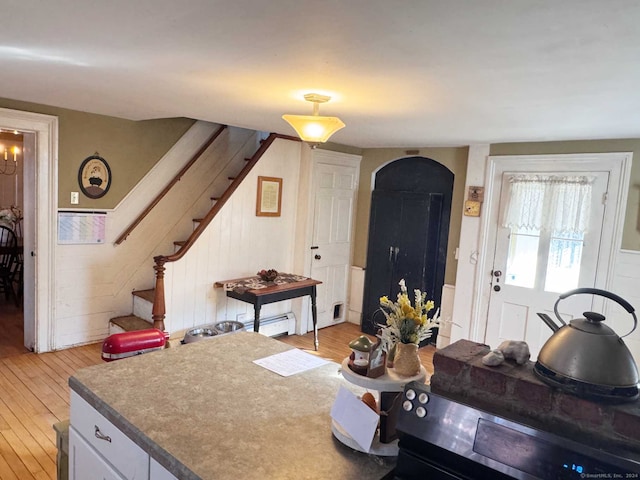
[243,312,295,337]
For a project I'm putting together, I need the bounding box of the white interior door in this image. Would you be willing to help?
[309,157,359,330]
[22,132,36,350]
[485,168,609,358]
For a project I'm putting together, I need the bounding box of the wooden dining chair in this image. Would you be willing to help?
[0,225,18,305]
[11,218,23,305]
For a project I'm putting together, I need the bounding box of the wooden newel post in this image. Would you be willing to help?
[152,257,167,332]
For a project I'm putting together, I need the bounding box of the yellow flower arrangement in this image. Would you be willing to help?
[378,279,440,348]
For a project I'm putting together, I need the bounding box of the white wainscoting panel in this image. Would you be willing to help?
[163,138,302,334]
[54,123,261,347]
[436,284,456,349]
[348,266,365,324]
[609,250,640,365]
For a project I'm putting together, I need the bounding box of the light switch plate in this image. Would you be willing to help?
[71,192,79,204]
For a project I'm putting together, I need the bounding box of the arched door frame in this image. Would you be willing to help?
[0,107,58,352]
[362,155,453,336]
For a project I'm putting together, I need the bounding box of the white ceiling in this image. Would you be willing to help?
[2,1,640,148]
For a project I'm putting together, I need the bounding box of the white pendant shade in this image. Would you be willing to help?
[282,93,345,144]
[282,114,345,143]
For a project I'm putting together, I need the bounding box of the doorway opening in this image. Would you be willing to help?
[0,129,27,356]
[462,152,631,353]
[0,107,58,353]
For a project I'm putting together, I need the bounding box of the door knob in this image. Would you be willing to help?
[493,270,502,277]
[314,254,321,260]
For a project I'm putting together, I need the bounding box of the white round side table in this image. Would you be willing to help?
[332,357,427,456]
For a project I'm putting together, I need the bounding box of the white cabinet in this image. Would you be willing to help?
[150,458,179,480]
[69,391,181,480]
[69,426,126,480]
[70,391,149,480]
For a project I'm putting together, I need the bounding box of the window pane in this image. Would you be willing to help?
[544,233,584,293]
[505,226,539,288]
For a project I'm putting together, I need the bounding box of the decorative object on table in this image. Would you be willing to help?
[0,205,21,230]
[482,340,531,367]
[393,343,422,377]
[348,335,387,378]
[378,279,440,377]
[256,176,282,217]
[78,153,111,199]
[257,268,278,282]
[348,335,373,374]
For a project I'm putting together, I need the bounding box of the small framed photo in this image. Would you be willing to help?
[256,176,282,217]
[78,154,112,199]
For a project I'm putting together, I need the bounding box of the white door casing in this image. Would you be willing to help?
[0,108,58,353]
[484,169,609,357]
[306,150,361,331]
[450,151,631,349]
[472,153,630,349]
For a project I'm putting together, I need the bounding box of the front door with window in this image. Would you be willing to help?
[485,170,609,358]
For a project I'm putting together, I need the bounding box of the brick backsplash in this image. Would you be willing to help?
[430,339,640,454]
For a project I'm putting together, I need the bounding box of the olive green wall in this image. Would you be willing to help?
[490,139,640,251]
[353,147,469,286]
[0,98,195,209]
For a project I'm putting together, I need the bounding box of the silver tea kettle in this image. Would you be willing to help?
[535,287,639,402]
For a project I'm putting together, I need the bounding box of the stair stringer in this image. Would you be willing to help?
[107,125,262,324]
[160,137,304,335]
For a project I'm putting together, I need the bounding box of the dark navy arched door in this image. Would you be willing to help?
[361,156,453,344]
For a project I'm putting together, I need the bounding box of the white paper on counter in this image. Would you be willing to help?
[253,348,330,377]
[330,386,379,452]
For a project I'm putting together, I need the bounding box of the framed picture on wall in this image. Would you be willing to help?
[256,176,282,217]
[78,154,112,199]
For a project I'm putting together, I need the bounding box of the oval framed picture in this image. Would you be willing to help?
[78,154,112,199]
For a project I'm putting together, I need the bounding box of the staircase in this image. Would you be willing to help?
[108,128,300,342]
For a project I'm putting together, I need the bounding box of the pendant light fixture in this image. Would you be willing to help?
[282,93,345,146]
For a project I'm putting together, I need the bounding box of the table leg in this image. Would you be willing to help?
[311,286,319,351]
[253,302,262,333]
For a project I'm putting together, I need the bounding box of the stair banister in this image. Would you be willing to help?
[115,124,228,245]
[150,133,300,331]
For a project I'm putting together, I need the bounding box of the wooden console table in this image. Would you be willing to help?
[214,274,322,350]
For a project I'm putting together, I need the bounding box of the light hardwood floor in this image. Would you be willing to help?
[0,301,434,479]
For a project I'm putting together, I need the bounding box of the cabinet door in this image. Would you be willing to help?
[69,426,127,480]
[361,191,446,337]
[361,190,399,332]
[70,391,149,479]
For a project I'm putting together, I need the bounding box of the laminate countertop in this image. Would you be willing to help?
[69,331,395,479]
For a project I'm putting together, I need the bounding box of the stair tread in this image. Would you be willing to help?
[109,315,152,332]
[132,289,155,303]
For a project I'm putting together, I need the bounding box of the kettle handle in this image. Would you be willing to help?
[554,287,638,338]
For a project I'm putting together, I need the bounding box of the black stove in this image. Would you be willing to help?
[387,381,640,479]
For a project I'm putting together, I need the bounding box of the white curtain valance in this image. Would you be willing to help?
[502,175,594,235]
